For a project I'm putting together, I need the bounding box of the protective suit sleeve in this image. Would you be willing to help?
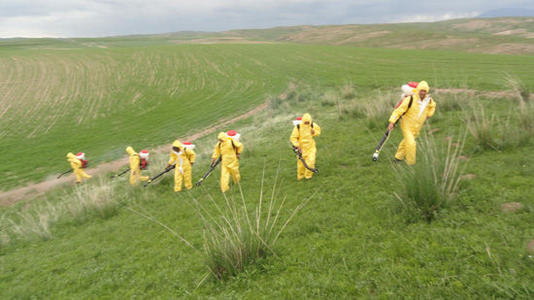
[234,141,244,154]
[427,99,436,118]
[312,123,321,137]
[188,149,196,163]
[389,96,411,124]
[290,126,300,147]
[168,152,177,165]
[212,142,221,159]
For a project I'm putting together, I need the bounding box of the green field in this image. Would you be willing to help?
[1,42,533,190]
[1,21,534,298]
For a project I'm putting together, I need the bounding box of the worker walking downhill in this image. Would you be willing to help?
[167,140,196,192]
[211,130,243,193]
[66,152,92,183]
[388,80,436,165]
[290,113,321,180]
[126,146,150,186]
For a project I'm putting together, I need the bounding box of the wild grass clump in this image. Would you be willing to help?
[340,83,356,100]
[466,103,499,150]
[0,178,122,246]
[438,94,464,112]
[2,201,63,244]
[193,166,312,280]
[66,178,121,222]
[363,91,396,129]
[466,102,534,151]
[394,131,466,223]
[129,165,312,282]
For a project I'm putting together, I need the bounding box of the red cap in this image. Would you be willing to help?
[408,82,418,88]
[227,130,237,136]
[140,150,149,154]
[296,117,302,120]
[182,142,192,145]
[76,152,84,156]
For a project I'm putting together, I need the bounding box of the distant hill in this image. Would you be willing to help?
[2,17,533,55]
[219,17,534,55]
[479,8,534,18]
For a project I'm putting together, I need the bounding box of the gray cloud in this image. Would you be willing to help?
[0,0,532,37]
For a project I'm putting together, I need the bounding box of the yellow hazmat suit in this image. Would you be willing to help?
[211,132,244,193]
[168,140,196,192]
[126,146,150,186]
[290,113,321,180]
[388,81,436,165]
[66,152,92,183]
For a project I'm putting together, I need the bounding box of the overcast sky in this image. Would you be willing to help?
[0,0,533,38]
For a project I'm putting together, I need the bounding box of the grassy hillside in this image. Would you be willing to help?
[224,18,534,54]
[1,83,533,297]
[1,43,532,190]
[2,17,532,54]
[0,26,533,297]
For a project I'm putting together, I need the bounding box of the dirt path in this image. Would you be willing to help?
[0,103,268,206]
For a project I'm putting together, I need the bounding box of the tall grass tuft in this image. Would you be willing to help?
[363,91,396,129]
[192,165,312,280]
[438,94,464,112]
[1,178,122,246]
[393,131,466,222]
[466,101,534,150]
[340,82,356,100]
[466,103,499,150]
[66,178,121,222]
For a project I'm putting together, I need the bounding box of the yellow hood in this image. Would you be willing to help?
[66,152,75,159]
[217,132,226,140]
[417,81,430,92]
[172,140,183,149]
[126,146,136,155]
[302,113,312,124]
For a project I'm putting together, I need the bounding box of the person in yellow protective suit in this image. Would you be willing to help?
[126,146,150,186]
[66,152,92,183]
[167,140,196,192]
[290,113,321,180]
[211,130,243,193]
[388,80,436,165]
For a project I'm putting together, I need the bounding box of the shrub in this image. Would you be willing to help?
[393,131,466,222]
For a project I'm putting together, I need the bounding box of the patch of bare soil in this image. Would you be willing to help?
[481,43,534,55]
[494,28,534,39]
[0,103,268,206]
[501,202,523,213]
[461,174,476,180]
[172,37,272,44]
[434,88,532,100]
[528,240,534,254]
[282,25,363,43]
[452,19,493,31]
[335,31,391,44]
[423,38,479,49]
